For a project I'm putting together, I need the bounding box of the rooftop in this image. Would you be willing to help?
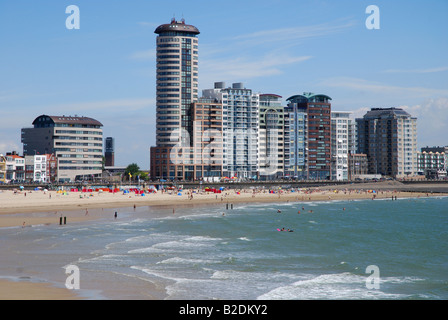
[286,92,332,103]
[155,18,200,35]
[363,107,414,119]
[32,115,103,127]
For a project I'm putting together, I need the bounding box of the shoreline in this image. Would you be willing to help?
[1,182,447,229]
[1,182,446,300]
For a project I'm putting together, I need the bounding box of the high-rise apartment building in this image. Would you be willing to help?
[203,82,259,179]
[356,107,418,178]
[21,115,103,182]
[190,98,223,180]
[105,137,115,167]
[285,93,332,180]
[259,94,284,180]
[331,111,356,180]
[150,18,200,179]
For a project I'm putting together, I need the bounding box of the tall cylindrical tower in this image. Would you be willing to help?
[154,18,200,148]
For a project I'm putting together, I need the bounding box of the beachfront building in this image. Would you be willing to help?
[356,107,418,178]
[151,98,224,180]
[348,153,368,180]
[149,18,200,179]
[417,146,447,179]
[258,94,285,180]
[21,115,103,182]
[191,98,223,180]
[24,154,58,183]
[0,155,6,183]
[5,152,25,183]
[284,93,332,180]
[331,111,356,180]
[202,82,260,179]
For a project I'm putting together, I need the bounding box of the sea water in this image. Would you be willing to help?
[0,196,447,300]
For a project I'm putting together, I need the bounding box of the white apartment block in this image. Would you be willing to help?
[259,94,284,180]
[5,152,25,182]
[203,82,259,179]
[417,146,447,178]
[331,111,356,180]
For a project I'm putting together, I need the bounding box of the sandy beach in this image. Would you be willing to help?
[1,181,447,300]
[0,279,83,300]
[1,181,446,228]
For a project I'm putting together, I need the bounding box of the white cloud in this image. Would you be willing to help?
[197,19,353,86]
[0,140,21,155]
[231,20,356,47]
[320,77,448,99]
[200,53,312,85]
[383,67,448,74]
[400,97,448,138]
[35,97,156,114]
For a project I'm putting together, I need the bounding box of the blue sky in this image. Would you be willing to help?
[1,0,447,169]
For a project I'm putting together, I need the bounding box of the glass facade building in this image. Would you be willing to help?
[285,93,332,180]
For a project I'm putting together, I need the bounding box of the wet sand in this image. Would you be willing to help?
[0,279,82,300]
